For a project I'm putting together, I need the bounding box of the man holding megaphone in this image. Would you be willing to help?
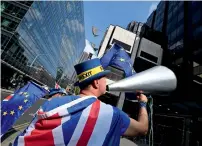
[74,59,149,141]
[14,58,148,146]
[14,58,177,145]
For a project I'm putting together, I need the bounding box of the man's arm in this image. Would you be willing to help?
[123,94,148,137]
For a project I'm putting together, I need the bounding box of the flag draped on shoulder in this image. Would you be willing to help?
[13,95,130,146]
[1,81,48,135]
[100,43,136,77]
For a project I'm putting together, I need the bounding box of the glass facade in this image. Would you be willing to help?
[153,1,166,32]
[1,1,85,89]
[192,2,202,42]
[146,10,156,29]
[167,1,184,51]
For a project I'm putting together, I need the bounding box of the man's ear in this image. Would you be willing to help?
[92,79,99,89]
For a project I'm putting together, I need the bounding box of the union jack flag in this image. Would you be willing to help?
[13,96,130,146]
[55,82,61,89]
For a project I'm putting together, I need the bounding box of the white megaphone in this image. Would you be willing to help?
[106,66,177,94]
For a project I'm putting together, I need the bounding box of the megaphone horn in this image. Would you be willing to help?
[106,66,177,94]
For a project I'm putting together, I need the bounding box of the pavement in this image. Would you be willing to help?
[1,89,13,101]
[1,123,28,146]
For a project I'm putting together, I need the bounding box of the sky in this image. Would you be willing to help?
[84,1,160,48]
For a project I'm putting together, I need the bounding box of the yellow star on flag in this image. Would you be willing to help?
[18,105,23,110]
[10,110,15,115]
[24,99,28,103]
[120,58,125,62]
[3,111,7,116]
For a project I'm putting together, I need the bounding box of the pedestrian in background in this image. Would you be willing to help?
[48,88,67,99]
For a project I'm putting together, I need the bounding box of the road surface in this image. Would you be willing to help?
[1,123,28,146]
[1,89,13,101]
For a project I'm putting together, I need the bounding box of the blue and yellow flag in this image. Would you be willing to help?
[100,43,136,77]
[1,81,48,135]
[100,43,137,100]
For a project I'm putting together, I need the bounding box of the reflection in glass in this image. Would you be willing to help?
[1,1,85,88]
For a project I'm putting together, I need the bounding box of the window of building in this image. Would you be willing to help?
[168,2,173,11]
[178,1,184,7]
[192,1,198,9]
[192,9,201,24]
[173,5,178,15]
[177,24,184,38]
[9,43,18,54]
[167,21,172,33]
[168,11,172,21]
[3,2,15,14]
[1,17,18,32]
[1,18,11,27]
[1,2,7,12]
[169,42,176,50]
[159,14,164,22]
[17,8,26,19]
[168,34,171,43]
[9,21,18,30]
[172,16,178,27]
[1,35,10,48]
[178,10,184,22]
[171,29,177,42]
[193,26,202,38]
[140,51,158,63]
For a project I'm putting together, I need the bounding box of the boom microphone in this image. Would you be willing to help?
[106,66,177,94]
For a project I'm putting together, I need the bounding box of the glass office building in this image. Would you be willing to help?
[153,1,167,32]
[147,1,202,145]
[146,10,156,29]
[166,1,184,52]
[1,1,85,89]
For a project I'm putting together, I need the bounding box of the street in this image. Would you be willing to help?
[1,89,13,101]
[1,123,28,146]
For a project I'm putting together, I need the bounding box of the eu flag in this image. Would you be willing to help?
[1,81,48,135]
[100,43,137,100]
[100,43,136,77]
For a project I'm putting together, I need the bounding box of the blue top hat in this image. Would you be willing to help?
[49,88,67,96]
[74,58,110,88]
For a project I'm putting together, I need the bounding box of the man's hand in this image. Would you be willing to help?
[136,93,148,103]
[123,93,148,137]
